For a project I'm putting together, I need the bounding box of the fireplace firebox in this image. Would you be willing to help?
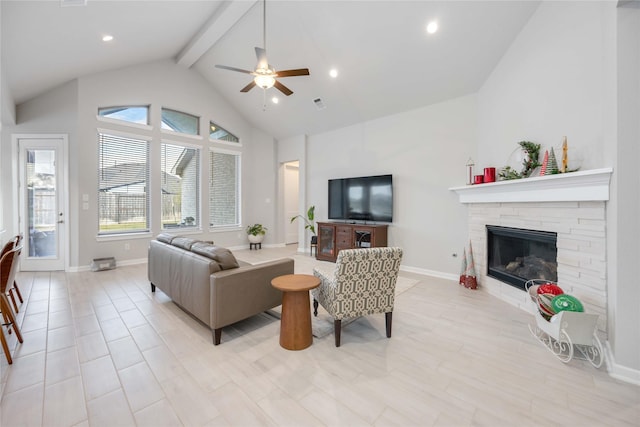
[486,225,557,291]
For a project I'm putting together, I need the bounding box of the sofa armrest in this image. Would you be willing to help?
[210,258,294,328]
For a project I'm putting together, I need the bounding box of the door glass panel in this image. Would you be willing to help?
[27,149,57,258]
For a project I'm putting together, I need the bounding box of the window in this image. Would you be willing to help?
[98,132,150,234]
[209,121,239,143]
[209,149,240,227]
[161,143,200,229]
[161,108,199,135]
[98,106,149,125]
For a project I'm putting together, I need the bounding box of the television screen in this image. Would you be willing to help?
[328,174,393,222]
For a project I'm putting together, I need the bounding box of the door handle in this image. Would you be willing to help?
[58,220,64,224]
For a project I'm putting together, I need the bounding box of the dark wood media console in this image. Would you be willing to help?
[316,222,388,262]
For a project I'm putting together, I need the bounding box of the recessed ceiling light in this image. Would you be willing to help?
[271,97,279,104]
[426,21,438,34]
[329,69,338,78]
[102,35,114,42]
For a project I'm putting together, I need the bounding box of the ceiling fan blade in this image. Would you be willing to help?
[240,81,257,93]
[216,64,254,74]
[276,68,310,78]
[255,47,268,70]
[274,80,293,96]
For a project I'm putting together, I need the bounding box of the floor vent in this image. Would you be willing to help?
[91,257,116,272]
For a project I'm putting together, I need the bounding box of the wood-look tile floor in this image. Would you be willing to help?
[1,245,638,426]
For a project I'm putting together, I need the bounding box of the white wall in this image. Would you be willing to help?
[1,81,78,247]
[306,94,476,276]
[242,127,278,245]
[477,1,610,172]
[611,4,640,380]
[2,59,277,268]
[476,1,639,380]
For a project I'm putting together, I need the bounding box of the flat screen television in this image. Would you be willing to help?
[328,174,393,223]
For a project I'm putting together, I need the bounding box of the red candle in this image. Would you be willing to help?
[484,167,496,183]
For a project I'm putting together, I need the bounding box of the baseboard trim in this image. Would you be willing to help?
[605,341,640,386]
[400,265,457,282]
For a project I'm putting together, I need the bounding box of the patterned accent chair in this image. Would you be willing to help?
[312,247,403,347]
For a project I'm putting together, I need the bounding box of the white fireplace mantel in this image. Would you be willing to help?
[450,168,613,204]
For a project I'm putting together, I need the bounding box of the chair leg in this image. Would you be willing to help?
[385,312,393,338]
[0,295,23,343]
[150,283,156,293]
[8,290,19,313]
[213,328,222,345]
[334,319,342,347]
[313,299,318,317]
[0,325,12,364]
[1,310,10,334]
[13,281,23,303]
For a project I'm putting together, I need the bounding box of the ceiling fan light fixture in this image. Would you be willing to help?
[254,74,275,89]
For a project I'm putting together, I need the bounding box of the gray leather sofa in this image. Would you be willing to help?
[148,234,293,345]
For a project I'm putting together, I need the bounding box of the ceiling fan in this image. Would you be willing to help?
[215,0,310,96]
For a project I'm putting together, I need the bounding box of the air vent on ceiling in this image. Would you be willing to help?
[60,0,87,7]
[313,98,326,111]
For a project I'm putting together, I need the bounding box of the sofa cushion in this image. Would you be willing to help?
[171,237,200,251]
[156,233,176,244]
[191,243,239,270]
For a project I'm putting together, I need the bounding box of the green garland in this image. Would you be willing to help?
[499,141,541,180]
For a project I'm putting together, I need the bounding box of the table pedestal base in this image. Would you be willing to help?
[279,290,313,350]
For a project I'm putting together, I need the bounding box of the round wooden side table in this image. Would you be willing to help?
[271,274,320,350]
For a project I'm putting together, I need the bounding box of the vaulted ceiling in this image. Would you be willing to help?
[2,0,540,139]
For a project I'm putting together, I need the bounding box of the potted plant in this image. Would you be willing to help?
[183,216,195,226]
[246,223,267,244]
[290,205,316,236]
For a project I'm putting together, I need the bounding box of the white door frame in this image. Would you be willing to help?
[284,161,300,245]
[13,134,70,271]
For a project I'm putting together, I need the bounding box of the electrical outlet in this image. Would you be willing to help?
[124,243,130,250]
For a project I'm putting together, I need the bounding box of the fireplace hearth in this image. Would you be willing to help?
[487,225,557,291]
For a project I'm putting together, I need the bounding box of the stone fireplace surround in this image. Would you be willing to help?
[451,168,613,335]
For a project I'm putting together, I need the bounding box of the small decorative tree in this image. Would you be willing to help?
[545,147,559,175]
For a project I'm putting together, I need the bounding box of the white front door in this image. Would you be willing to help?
[17,135,68,271]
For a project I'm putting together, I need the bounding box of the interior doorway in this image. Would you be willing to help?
[283,161,299,244]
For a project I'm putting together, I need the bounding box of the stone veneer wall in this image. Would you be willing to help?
[468,201,607,335]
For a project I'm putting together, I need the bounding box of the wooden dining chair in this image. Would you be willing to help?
[0,246,24,364]
[1,235,24,313]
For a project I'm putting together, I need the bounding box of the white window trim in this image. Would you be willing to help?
[97,127,152,142]
[161,129,203,141]
[210,138,243,148]
[160,138,202,150]
[96,115,153,132]
[210,146,242,156]
[96,232,153,242]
